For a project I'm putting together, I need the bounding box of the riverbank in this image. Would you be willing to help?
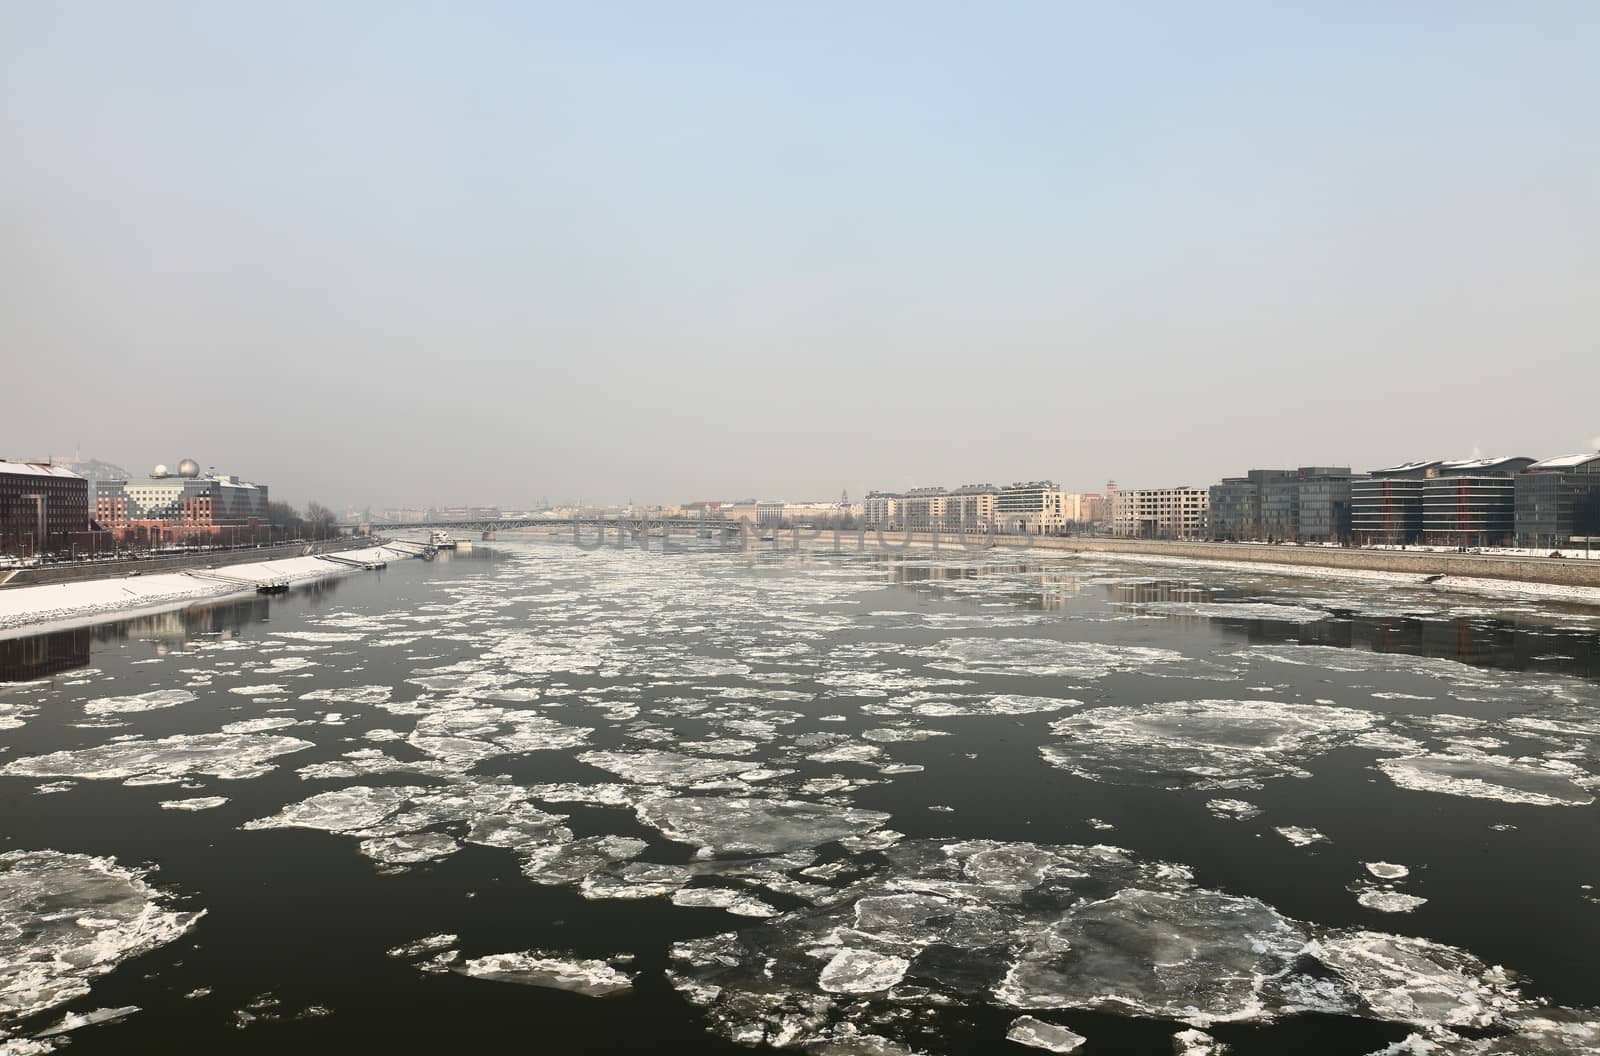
[0,536,383,589]
[0,543,420,639]
[516,527,1600,606]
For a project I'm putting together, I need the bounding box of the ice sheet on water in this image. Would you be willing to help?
[910,638,1187,679]
[1205,799,1262,821]
[1355,889,1428,913]
[227,684,288,697]
[159,796,228,811]
[580,861,694,900]
[1042,700,1379,790]
[578,750,756,785]
[808,744,884,766]
[1374,1010,1600,1054]
[1172,1029,1228,1055]
[458,951,634,996]
[862,728,949,743]
[1366,863,1411,880]
[1006,1016,1085,1052]
[1377,754,1597,807]
[818,950,909,994]
[909,694,1084,718]
[359,832,460,866]
[521,836,648,885]
[33,1006,139,1037]
[1139,601,1330,624]
[1304,930,1523,1030]
[523,782,635,807]
[244,785,422,833]
[1275,826,1329,847]
[668,836,1544,1051]
[638,797,891,857]
[1001,887,1306,1022]
[82,689,194,716]
[0,700,35,732]
[0,850,201,1028]
[272,631,366,643]
[1,733,313,783]
[221,717,297,734]
[294,750,457,782]
[1244,645,1504,688]
[387,933,458,959]
[410,704,592,756]
[671,887,779,917]
[299,685,393,707]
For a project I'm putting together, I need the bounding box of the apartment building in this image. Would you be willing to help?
[1109,486,1209,539]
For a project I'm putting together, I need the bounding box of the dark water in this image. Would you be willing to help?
[2,542,1598,1054]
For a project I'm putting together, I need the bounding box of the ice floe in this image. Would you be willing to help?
[1172,1028,1228,1055]
[82,689,194,716]
[1043,700,1379,790]
[2,733,313,783]
[668,837,1547,1051]
[1356,889,1428,913]
[1274,826,1329,847]
[1377,754,1597,807]
[458,951,634,996]
[0,850,201,1028]
[1006,1015,1085,1052]
[818,949,910,994]
[159,796,229,811]
[910,637,1187,679]
[637,796,891,857]
[1205,799,1262,821]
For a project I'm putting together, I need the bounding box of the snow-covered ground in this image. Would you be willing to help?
[0,544,417,638]
[1069,548,1600,606]
[1358,543,1600,560]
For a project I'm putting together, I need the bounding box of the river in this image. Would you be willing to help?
[2,540,1598,1054]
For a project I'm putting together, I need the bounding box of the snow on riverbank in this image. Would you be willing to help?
[1071,548,1600,607]
[0,545,417,638]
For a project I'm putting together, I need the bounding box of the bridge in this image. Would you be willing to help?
[341,516,772,541]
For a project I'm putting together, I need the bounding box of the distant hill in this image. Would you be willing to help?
[34,455,132,483]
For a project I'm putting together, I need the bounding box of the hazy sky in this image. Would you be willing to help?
[3,3,1596,509]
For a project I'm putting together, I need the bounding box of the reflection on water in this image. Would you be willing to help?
[1103,575,1600,679]
[0,627,92,682]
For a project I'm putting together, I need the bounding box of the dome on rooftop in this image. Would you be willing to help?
[177,458,200,478]
[152,464,169,478]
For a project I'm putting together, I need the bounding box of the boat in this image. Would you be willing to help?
[430,530,458,550]
[257,581,289,595]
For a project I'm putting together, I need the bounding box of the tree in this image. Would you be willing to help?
[304,502,339,540]
[268,501,306,540]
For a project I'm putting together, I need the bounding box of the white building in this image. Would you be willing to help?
[863,492,899,529]
[1109,486,1208,539]
[995,481,1069,534]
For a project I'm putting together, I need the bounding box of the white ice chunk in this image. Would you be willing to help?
[1377,754,1596,807]
[159,797,229,811]
[1274,826,1329,848]
[458,951,634,996]
[82,689,194,716]
[2,733,313,783]
[817,949,910,994]
[638,797,890,856]
[1355,890,1428,913]
[1006,1016,1085,1052]
[0,851,201,1026]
